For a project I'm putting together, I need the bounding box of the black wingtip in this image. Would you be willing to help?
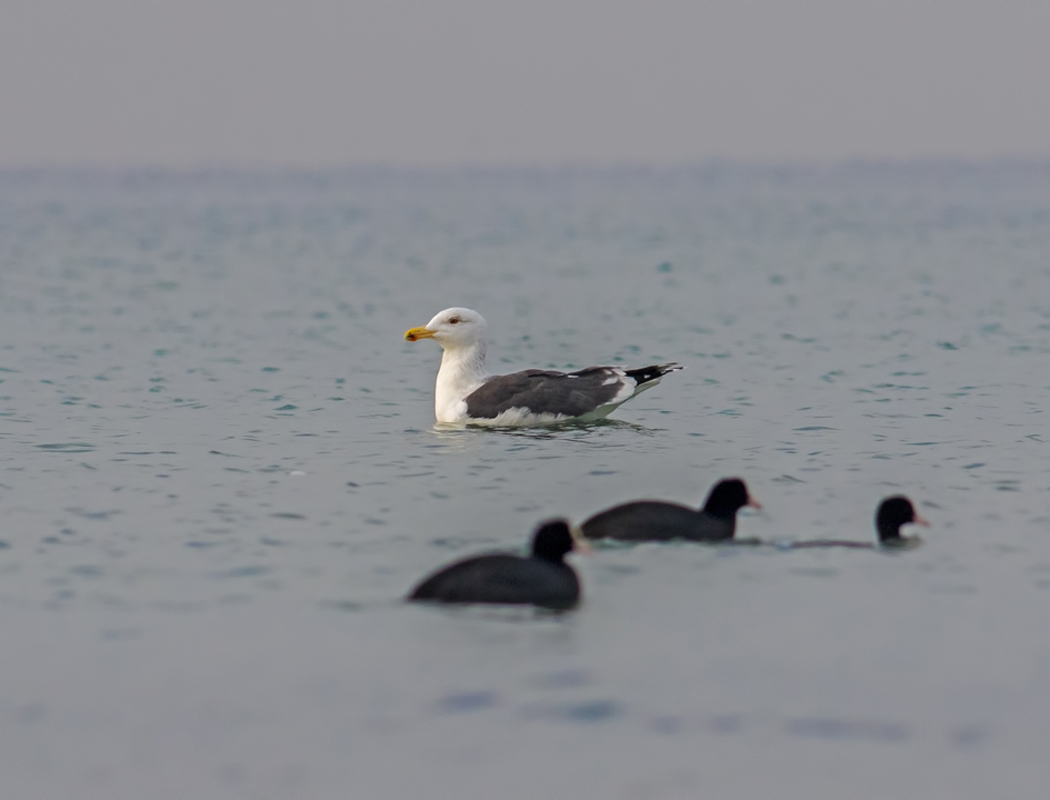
[624,362,684,385]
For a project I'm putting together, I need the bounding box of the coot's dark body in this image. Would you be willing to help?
[582,501,735,542]
[788,538,874,550]
[408,521,580,610]
[581,478,758,542]
[409,553,578,608]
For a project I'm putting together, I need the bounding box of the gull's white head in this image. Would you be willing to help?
[404,307,488,351]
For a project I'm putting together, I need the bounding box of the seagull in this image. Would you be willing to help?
[404,307,681,426]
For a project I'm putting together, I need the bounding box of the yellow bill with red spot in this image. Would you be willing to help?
[404,326,436,342]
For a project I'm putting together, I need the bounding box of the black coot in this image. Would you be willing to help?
[581,478,761,542]
[790,495,930,549]
[408,520,581,609]
[875,495,930,547]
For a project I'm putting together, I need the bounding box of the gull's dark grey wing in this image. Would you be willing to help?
[465,363,680,419]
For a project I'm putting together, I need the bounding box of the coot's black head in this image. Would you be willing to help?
[702,478,760,519]
[530,519,576,563]
[875,495,930,541]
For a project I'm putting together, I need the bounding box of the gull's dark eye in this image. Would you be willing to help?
[449,317,460,324]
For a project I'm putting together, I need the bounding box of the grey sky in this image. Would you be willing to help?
[1,0,1048,166]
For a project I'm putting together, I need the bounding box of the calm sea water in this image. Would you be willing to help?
[1,163,1049,799]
